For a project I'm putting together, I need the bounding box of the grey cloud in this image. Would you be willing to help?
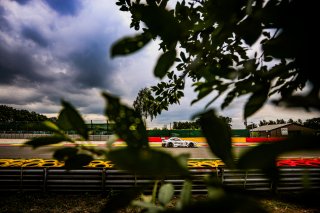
[12,0,82,16]
[22,26,49,47]
[0,7,10,31]
[0,0,167,123]
[0,42,46,85]
[44,0,82,16]
[68,41,113,89]
[12,0,30,5]
[0,90,43,105]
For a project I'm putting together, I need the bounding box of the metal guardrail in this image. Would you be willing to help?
[222,167,320,192]
[1,166,319,193]
[0,167,218,193]
[0,133,112,141]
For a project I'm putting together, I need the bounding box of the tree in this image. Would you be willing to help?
[287,118,294,124]
[0,105,48,122]
[172,120,200,129]
[247,123,257,130]
[259,120,268,126]
[0,105,50,131]
[304,117,320,130]
[219,116,232,128]
[112,0,319,120]
[267,120,276,125]
[172,116,230,129]
[276,119,286,124]
[133,87,159,121]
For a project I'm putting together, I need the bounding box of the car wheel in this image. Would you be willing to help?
[168,142,173,147]
[188,143,194,148]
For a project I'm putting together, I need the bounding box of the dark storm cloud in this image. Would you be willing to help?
[21,26,49,47]
[44,0,82,16]
[68,40,113,89]
[0,42,47,85]
[0,1,117,95]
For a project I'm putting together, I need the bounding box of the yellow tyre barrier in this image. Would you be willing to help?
[0,159,64,167]
[180,137,247,143]
[21,159,64,167]
[181,137,206,142]
[0,158,224,168]
[85,160,114,168]
[188,160,224,168]
[231,137,246,143]
[0,159,25,167]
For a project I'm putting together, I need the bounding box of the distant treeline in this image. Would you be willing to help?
[0,105,319,134]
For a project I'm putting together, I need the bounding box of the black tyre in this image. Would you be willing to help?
[188,143,194,148]
[168,142,173,147]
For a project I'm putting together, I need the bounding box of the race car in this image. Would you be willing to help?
[161,137,197,148]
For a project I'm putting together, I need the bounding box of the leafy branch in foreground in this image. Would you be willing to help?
[113,0,319,119]
[24,92,320,212]
[25,100,94,169]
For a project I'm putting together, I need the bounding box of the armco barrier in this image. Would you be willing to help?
[0,167,218,193]
[0,158,319,193]
[222,167,320,191]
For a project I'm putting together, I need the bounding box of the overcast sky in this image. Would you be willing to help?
[0,0,318,129]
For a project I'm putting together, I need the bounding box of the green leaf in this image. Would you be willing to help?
[64,153,93,169]
[154,50,176,79]
[53,147,78,161]
[25,135,70,149]
[236,16,262,45]
[194,110,235,168]
[244,86,269,118]
[263,32,296,59]
[58,100,89,140]
[151,180,159,204]
[158,183,174,206]
[176,180,192,209]
[107,148,190,177]
[42,120,64,134]
[131,201,164,212]
[119,5,128,11]
[102,92,149,149]
[136,5,182,44]
[176,153,190,168]
[264,56,273,62]
[111,33,151,57]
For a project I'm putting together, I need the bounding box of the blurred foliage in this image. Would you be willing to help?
[25,0,320,212]
[112,0,319,118]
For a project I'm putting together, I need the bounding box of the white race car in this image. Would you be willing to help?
[161,137,197,148]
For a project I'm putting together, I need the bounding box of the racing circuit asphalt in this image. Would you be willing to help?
[0,139,320,159]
